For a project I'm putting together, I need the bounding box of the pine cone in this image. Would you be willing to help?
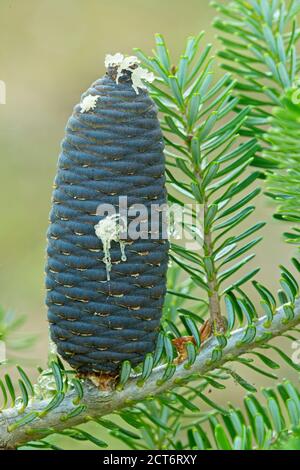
[46,55,169,375]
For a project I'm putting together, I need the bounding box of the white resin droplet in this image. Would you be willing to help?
[104,52,155,94]
[94,214,127,281]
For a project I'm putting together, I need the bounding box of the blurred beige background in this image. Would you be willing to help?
[0,0,297,449]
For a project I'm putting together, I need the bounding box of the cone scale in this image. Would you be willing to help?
[46,57,169,377]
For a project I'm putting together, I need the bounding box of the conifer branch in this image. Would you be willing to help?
[0,298,299,450]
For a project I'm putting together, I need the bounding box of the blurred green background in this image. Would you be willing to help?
[0,0,297,449]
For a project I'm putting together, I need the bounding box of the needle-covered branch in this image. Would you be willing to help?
[0,298,299,450]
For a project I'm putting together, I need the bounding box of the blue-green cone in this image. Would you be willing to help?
[46,56,169,376]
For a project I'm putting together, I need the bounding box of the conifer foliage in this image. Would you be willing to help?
[1,0,300,451]
[213,0,300,246]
